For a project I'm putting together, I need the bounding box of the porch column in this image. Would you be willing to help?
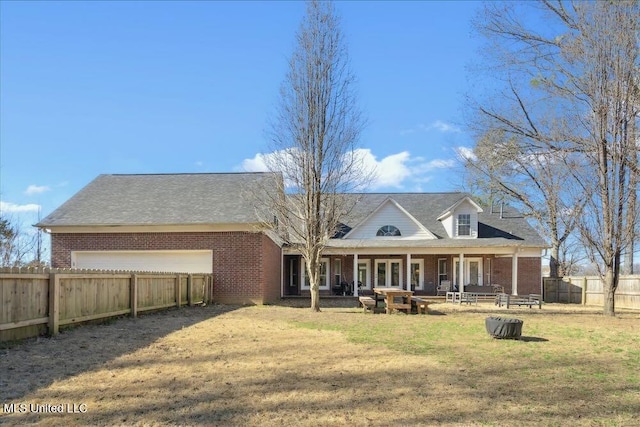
[353,253,359,297]
[406,253,412,291]
[512,251,518,295]
[458,253,464,292]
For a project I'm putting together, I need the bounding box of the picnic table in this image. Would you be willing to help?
[373,287,413,314]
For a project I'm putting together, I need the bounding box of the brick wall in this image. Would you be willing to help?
[517,257,542,295]
[50,231,282,304]
[492,256,541,295]
[260,233,283,303]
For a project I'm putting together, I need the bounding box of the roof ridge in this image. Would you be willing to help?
[340,191,467,195]
[104,172,277,177]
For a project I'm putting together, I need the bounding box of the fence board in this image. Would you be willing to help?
[543,275,640,310]
[0,269,213,341]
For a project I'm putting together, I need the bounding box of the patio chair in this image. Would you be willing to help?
[491,284,505,294]
[437,280,451,296]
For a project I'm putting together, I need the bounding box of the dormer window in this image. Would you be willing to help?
[377,225,401,237]
[457,214,471,236]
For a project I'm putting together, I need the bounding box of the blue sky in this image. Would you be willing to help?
[1,1,482,233]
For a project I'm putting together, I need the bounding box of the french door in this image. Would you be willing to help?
[374,259,403,288]
[357,260,371,290]
[453,257,483,288]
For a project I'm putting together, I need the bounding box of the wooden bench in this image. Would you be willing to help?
[359,296,376,313]
[411,296,432,314]
[458,292,478,305]
[496,293,542,309]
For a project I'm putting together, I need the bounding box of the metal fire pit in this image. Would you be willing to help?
[485,317,523,339]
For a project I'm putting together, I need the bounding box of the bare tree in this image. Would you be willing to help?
[0,215,36,267]
[259,0,369,311]
[469,1,639,315]
[464,127,584,278]
[622,121,638,275]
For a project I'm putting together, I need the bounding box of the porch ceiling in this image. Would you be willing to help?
[283,238,545,256]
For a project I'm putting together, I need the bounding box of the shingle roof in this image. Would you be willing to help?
[331,192,547,247]
[38,174,547,248]
[37,173,279,227]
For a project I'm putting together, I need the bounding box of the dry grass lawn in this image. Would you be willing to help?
[1,301,639,426]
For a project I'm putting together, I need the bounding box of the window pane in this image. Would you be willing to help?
[411,263,420,286]
[458,214,471,236]
[391,262,400,287]
[376,225,401,236]
[377,263,386,287]
[358,263,367,286]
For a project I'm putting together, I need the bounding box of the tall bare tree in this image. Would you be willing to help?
[260,0,368,311]
[464,127,584,278]
[0,215,36,267]
[469,1,639,315]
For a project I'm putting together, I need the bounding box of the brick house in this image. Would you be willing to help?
[37,173,548,304]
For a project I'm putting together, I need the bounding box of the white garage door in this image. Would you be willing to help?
[72,250,213,274]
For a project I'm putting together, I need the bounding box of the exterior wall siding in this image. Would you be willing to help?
[453,201,479,238]
[346,201,434,239]
[50,231,281,305]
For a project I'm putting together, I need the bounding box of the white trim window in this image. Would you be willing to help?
[357,260,371,290]
[438,258,448,285]
[411,259,424,290]
[457,214,471,237]
[374,259,403,288]
[376,225,401,236]
[453,257,483,287]
[301,258,330,290]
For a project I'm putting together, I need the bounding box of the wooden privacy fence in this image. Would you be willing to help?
[0,267,214,342]
[543,275,640,310]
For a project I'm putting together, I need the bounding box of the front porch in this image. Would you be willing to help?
[282,250,541,298]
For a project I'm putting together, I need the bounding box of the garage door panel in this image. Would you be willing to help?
[72,251,213,274]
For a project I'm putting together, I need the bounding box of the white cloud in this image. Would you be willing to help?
[425,159,456,169]
[240,149,414,190]
[400,120,461,136]
[240,153,270,172]
[355,149,412,189]
[24,185,50,196]
[428,120,461,133]
[0,201,41,213]
[455,146,477,162]
[239,148,462,191]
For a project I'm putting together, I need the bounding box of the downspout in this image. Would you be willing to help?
[512,250,519,295]
[280,247,284,299]
[406,253,412,292]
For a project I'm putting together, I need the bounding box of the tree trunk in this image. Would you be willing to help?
[310,282,321,312]
[549,243,560,278]
[307,256,322,312]
[603,266,617,317]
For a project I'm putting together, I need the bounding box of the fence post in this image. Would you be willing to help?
[48,272,60,336]
[187,274,193,306]
[130,274,138,318]
[582,276,587,305]
[207,275,213,304]
[176,275,182,308]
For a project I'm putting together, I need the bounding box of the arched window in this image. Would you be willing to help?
[376,225,401,237]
